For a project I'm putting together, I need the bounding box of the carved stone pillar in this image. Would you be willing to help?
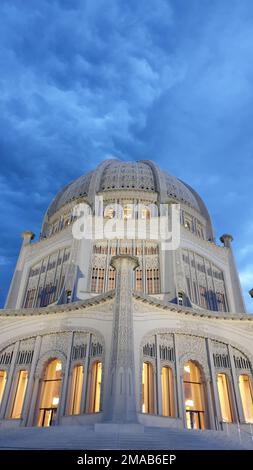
[205,380,216,430]
[57,332,74,422]
[173,334,183,419]
[0,341,20,419]
[22,336,42,426]
[206,338,222,429]
[103,254,139,423]
[227,344,245,422]
[26,375,40,426]
[220,234,246,313]
[155,335,162,415]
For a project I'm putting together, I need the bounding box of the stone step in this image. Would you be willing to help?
[0,424,252,450]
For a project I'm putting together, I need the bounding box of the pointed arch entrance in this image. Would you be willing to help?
[183,361,206,429]
[37,359,62,427]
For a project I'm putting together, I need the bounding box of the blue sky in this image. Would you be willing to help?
[0,0,253,311]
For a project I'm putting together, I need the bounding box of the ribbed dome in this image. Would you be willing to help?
[44,160,213,236]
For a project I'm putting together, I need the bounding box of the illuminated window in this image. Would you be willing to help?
[135,269,143,291]
[142,362,154,414]
[183,361,205,429]
[239,374,253,423]
[217,373,233,423]
[146,269,160,294]
[37,359,62,427]
[108,267,116,290]
[0,370,7,405]
[97,268,105,293]
[104,206,115,219]
[141,208,151,220]
[178,292,183,306]
[91,267,98,292]
[123,205,132,220]
[68,365,84,415]
[161,367,174,417]
[88,361,102,413]
[184,220,191,230]
[91,268,105,293]
[11,370,28,419]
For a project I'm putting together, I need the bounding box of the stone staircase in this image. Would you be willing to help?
[0,424,252,450]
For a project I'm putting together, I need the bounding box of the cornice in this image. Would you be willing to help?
[0,291,115,317]
[133,292,253,321]
[1,289,252,322]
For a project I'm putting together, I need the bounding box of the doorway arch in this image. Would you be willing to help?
[37,358,62,427]
[183,361,206,429]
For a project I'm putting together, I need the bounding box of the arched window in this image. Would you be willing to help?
[37,359,62,427]
[183,361,205,429]
[161,366,174,417]
[142,362,154,414]
[239,374,253,423]
[68,365,84,415]
[88,361,102,413]
[0,370,7,406]
[11,370,28,419]
[217,373,233,423]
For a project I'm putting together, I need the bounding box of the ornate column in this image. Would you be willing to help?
[0,341,20,419]
[81,333,92,413]
[173,334,184,419]
[155,335,162,415]
[103,255,139,423]
[220,234,246,313]
[5,231,35,309]
[227,344,245,422]
[205,380,216,430]
[206,338,222,429]
[57,332,74,422]
[26,375,40,426]
[22,336,42,426]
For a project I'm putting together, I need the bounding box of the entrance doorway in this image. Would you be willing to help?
[183,361,206,430]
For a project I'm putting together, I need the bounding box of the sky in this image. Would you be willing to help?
[0,0,253,311]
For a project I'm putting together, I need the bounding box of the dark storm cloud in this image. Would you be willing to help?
[0,0,253,310]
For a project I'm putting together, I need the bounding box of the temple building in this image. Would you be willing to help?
[0,159,253,447]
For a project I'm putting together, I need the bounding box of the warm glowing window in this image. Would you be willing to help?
[68,365,84,415]
[142,362,154,414]
[135,269,143,291]
[123,205,132,219]
[91,268,105,293]
[217,373,233,423]
[184,220,191,230]
[37,359,62,427]
[183,361,205,429]
[161,367,174,417]
[239,374,253,423]
[97,268,105,292]
[91,267,98,292]
[104,207,115,219]
[88,361,102,413]
[146,268,160,294]
[108,267,116,290]
[141,208,151,220]
[0,370,7,405]
[11,370,28,419]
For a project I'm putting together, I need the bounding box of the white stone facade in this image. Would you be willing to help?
[0,160,252,436]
